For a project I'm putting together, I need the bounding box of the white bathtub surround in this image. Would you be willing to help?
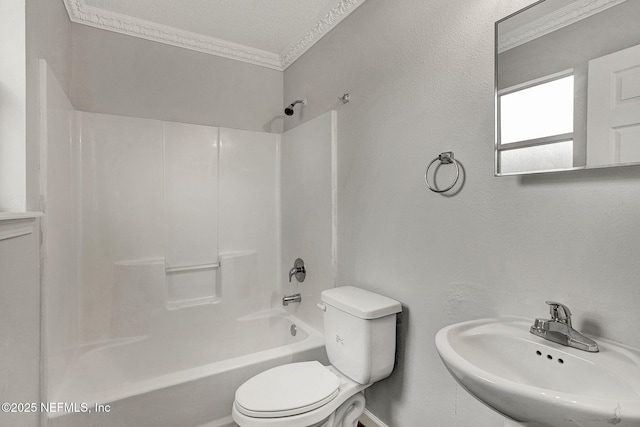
[73,112,282,342]
[110,259,166,338]
[39,60,80,404]
[41,56,340,425]
[280,110,338,331]
[78,111,166,341]
[218,127,281,309]
[162,120,220,269]
[108,252,266,341]
[163,121,220,307]
[218,252,263,318]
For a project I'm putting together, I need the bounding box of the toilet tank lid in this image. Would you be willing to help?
[321,286,401,319]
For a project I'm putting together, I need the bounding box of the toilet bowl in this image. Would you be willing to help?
[232,286,402,427]
[232,362,367,427]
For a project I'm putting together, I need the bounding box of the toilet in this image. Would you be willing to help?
[232,286,402,427]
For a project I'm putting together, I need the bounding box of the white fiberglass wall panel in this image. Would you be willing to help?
[280,110,337,331]
[40,60,79,400]
[162,122,219,269]
[79,112,164,342]
[163,122,220,308]
[219,128,279,313]
[78,115,280,341]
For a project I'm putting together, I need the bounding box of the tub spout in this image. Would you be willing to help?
[282,293,302,306]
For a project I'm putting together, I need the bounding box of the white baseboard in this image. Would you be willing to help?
[197,415,235,427]
[359,409,389,427]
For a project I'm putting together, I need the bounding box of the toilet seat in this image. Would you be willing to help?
[235,361,341,418]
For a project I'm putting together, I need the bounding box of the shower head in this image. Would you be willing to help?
[284,98,307,116]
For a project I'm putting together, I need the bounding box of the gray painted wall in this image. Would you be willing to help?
[71,24,284,133]
[285,0,640,425]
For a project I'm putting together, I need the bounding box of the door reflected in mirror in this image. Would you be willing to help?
[495,0,640,175]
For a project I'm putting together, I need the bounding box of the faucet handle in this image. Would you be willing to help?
[288,258,306,283]
[545,301,572,323]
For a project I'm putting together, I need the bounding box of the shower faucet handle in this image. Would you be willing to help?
[288,258,306,283]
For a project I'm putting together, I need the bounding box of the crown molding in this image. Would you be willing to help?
[498,0,627,53]
[63,0,284,70]
[280,0,364,69]
[63,0,367,71]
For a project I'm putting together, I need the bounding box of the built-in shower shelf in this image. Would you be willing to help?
[165,262,220,273]
[165,260,221,310]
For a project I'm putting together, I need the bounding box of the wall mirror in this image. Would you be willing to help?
[495,0,640,175]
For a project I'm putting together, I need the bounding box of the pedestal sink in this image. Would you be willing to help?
[435,316,640,427]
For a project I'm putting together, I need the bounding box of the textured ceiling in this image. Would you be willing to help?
[64,0,367,70]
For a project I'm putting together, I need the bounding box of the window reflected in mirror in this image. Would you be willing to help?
[498,72,574,174]
[495,0,640,175]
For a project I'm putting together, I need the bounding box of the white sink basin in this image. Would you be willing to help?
[435,316,640,426]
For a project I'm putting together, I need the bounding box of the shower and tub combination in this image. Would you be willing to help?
[40,60,337,426]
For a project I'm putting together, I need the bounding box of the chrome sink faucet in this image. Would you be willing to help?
[530,301,599,352]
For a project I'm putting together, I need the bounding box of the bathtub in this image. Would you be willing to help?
[47,309,327,427]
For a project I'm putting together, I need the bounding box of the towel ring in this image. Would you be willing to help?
[424,151,460,193]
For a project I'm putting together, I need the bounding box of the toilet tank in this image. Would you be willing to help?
[320,286,402,384]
